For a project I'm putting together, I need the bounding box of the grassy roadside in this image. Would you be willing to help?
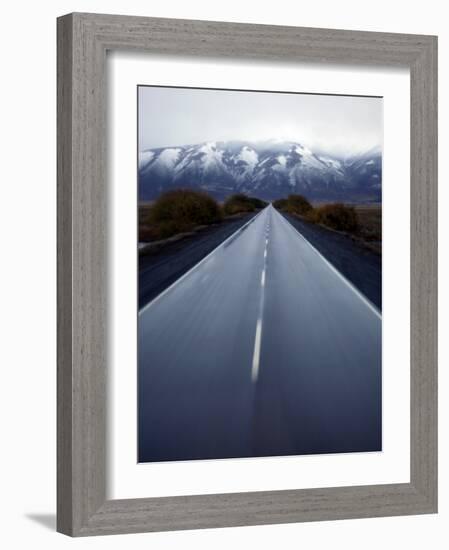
[353,205,382,254]
[273,194,381,255]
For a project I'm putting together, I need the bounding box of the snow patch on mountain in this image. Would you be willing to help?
[139,150,155,170]
[295,144,312,156]
[238,146,258,169]
[277,155,287,167]
[195,142,224,170]
[319,156,343,172]
[155,148,181,169]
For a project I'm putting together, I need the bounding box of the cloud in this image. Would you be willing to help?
[138,86,382,157]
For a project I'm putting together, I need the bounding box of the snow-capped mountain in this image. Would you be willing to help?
[139,140,381,203]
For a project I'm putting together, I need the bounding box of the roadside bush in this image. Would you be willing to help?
[272,194,359,235]
[223,194,267,215]
[248,196,268,209]
[285,194,313,216]
[146,189,222,239]
[273,194,312,215]
[272,198,288,210]
[311,203,359,233]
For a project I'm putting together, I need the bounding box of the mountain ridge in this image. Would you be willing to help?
[139,140,382,203]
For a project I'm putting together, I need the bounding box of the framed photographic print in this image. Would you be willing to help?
[57,13,437,536]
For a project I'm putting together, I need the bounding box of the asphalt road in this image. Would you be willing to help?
[138,205,382,462]
[139,212,258,309]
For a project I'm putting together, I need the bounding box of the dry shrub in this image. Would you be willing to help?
[311,203,359,232]
[272,198,288,210]
[273,194,312,216]
[285,194,313,216]
[223,194,267,215]
[141,189,222,240]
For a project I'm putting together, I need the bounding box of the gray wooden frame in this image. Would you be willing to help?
[57,12,438,537]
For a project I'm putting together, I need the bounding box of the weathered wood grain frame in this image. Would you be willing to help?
[57,12,438,536]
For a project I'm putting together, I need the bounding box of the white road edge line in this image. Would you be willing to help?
[139,206,269,316]
[277,210,382,320]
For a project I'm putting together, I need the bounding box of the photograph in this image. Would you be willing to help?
[137,85,383,463]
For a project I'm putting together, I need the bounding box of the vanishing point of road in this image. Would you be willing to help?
[138,205,382,462]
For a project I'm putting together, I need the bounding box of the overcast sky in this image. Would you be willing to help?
[138,86,382,157]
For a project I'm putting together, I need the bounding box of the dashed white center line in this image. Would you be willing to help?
[251,218,270,383]
[251,319,263,382]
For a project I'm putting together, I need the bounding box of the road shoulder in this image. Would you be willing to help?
[281,212,382,310]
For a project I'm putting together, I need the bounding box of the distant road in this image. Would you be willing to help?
[138,205,382,462]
